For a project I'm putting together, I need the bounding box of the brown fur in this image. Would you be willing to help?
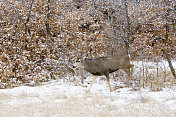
[73,54,134,92]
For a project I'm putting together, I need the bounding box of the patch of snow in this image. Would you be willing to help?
[0,78,176,117]
[133,60,176,70]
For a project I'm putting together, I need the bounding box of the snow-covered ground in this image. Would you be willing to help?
[0,77,176,117]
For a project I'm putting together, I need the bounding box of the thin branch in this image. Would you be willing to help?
[46,0,51,37]
[123,0,131,53]
[24,0,34,34]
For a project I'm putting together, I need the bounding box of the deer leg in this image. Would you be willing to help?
[126,64,134,87]
[86,75,97,93]
[119,69,131,87]
[130,64,134,76]
[105,73,113,92]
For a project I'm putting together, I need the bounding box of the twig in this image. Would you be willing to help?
[24,0,34,34]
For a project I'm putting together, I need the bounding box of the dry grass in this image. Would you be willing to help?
[125,60,176,91]
[0,84,176,117]
[0,95,175,117]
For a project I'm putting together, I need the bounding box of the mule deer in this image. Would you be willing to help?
[73,54,134,92]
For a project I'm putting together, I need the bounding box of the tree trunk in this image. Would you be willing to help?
[162,0,176,79]
[162,50,176,79]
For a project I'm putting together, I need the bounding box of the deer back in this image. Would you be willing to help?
[81,54,130,75]
[106,54,130,69]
